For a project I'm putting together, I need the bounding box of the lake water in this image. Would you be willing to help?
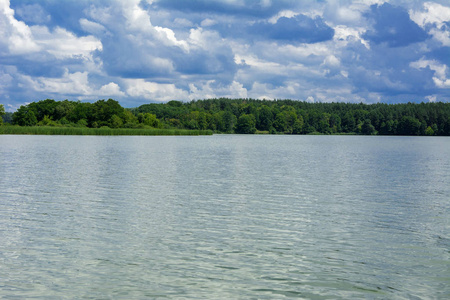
[0,135,449,299]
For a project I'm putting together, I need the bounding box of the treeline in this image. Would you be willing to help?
[133,99,450,135]
[8,99,161,129]
[0,104,5,126]
[5,98,450,135]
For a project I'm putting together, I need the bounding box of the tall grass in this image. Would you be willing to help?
[0,126,213,136]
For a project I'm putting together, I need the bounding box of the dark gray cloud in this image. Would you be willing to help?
[363,3,429,47]
[348,46,439,100]
[250,15,334,43]
[153,0,297,18]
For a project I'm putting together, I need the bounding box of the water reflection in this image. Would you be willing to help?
[0,135,449,299]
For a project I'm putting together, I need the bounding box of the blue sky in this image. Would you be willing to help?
[1,0,450,110]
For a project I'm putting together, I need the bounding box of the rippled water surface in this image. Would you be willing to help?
[1,135,449,299]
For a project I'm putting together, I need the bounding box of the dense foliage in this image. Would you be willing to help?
[0,104,4,126]
[133,99,450,136]
[8,98,450,135]
[10,99,149,129]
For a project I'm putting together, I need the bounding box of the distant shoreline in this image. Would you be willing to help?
[4,98,450,136]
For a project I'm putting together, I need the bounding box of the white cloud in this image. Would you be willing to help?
[235,53,285,74]
[154,26,189,51]
[411,2,450,46]
[324,0,364,25]
[188,27,220,49]
[174,18,194,27]
[0,0,39,54]
[410,58,450,89]
[411,2,450,27]
[119,1,189,52]
[426,95,437,102]
[80,18,109,35]
[19,70,127,98]
[22,70,92,95]
[268,10,299,24]
[0,0,102,63]
[189,80,248,99]
[433,77,450,88]
[122,0,152,32]
[99,82,125,97]
[200,18,217,27]
[124,79,189,101]
[428,27,450,46]
[276,43,333,60]
[323,55,340,67]
[334,25,370,49]
[250,81,301,100]
[334,6,361,23]
[261,0,272,8]
[31,26,102,60]
[1,0,450,107]
[85,5,115,25]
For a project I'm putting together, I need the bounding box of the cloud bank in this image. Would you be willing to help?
[1,0,450,110]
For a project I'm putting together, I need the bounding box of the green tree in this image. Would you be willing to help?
[341,112,356,133]
[68,102,92,123]
[2,112,13,124]
[92,99,125,126]
[317,113,331,134]
[184,111,200,129]
[257,105,273,131]
[0,104,4,126]
[235,114,256,134]
[12,106,38,126]
[167,100,183,107]
[54,100,76,120]
[398,116,421,135]
[425,126,435,136]
[198,112,208,130]
[109,114,123,128]
[361,119,376,135]
[444,117,450,136]
[122,110,138,127]
[27,99,58,121]
[368,110,382,131]
[329,114,341,133]
[138,113,160,127]
[77,119,88,127]
[37,115,59,126]
[284,110,298,134]
[58,117,71,126]
[273,112,287,133]
[218,110,236,133]
[379,120,397,135]
[292,116,304,134]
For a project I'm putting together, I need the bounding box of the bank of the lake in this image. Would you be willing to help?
[0,126,213,136]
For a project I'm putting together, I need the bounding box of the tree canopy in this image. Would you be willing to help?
[0,104,4,126]
[9,98,450,135]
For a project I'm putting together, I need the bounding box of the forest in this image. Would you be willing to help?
[3,98,450,135]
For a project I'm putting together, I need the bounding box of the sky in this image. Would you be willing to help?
[1,0,450,111]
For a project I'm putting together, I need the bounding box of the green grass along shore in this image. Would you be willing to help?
[0,126,213,136]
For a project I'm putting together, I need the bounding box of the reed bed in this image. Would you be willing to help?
[0,126,213,136]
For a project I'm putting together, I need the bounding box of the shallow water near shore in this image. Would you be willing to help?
[1,135,449,299]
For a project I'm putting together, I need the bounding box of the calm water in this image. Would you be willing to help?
[0,135,449,299]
